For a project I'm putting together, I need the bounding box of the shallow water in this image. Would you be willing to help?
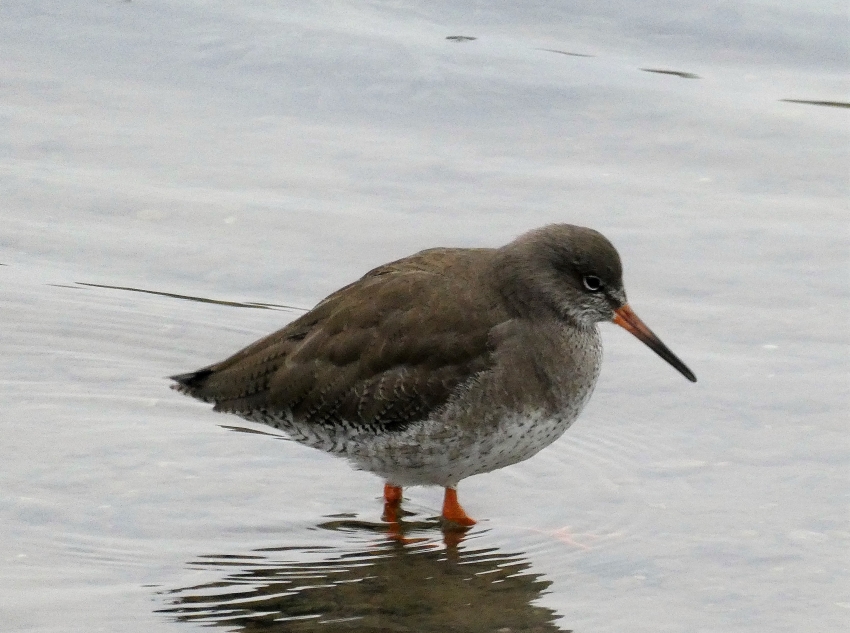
[2,1,847,631]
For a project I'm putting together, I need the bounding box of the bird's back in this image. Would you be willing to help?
[172,247,511,436]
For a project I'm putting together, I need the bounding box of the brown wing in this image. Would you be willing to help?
[172,248,508,431]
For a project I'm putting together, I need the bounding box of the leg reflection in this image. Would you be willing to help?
[158,519,564,632]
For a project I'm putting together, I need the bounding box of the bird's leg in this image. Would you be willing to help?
[442,487,476,527]
[382,483,403,524]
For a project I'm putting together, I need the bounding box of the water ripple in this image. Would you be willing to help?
[158,522,569,632]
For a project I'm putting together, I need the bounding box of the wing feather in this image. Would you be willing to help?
[172,248,506,431]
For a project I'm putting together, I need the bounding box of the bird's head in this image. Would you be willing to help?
[497,224,696,382]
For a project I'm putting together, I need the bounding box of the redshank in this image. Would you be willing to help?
[172,224,696,527]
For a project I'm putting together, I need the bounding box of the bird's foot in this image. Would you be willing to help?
[381,483,404,523]
[379,484,436,546]
[441,487,476,528]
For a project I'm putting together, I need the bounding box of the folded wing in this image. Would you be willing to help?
[172,249,507,432]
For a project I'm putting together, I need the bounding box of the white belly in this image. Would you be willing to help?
[345,407,581,487]
[242,320,602,488]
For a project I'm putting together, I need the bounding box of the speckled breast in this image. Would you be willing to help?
[243,321,604,488]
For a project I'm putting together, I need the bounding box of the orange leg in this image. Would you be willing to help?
[442,487,476,527]
[382,484,403,523]
[384,483,403,504]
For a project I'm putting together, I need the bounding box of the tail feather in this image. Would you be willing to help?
[170,369,215,401]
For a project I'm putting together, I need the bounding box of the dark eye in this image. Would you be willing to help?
[582,275,603,292]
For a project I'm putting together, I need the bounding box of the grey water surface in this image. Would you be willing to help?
[2,1,847,631]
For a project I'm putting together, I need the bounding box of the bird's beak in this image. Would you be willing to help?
[613,304,697,382]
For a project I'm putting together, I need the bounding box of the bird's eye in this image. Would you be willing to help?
[582,275,603,292]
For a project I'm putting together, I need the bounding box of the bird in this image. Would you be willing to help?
[172,224,696,527]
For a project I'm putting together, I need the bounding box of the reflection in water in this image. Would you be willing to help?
[159,519,568,632]
[639,68,700,79]
[780,99,850,109]
[537,49,595,58]
[72,282,307,312]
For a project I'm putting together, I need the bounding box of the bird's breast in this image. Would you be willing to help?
[439,319,603,428]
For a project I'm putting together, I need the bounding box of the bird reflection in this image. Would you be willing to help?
[159,518,569,632]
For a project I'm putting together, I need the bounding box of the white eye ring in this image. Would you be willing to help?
[582,275,603,292]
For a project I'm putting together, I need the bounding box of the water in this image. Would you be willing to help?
[2,1,847,631]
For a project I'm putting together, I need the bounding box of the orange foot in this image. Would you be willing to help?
[382,483,403,524]
[442,487,476,528]
[380,484,431,546]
